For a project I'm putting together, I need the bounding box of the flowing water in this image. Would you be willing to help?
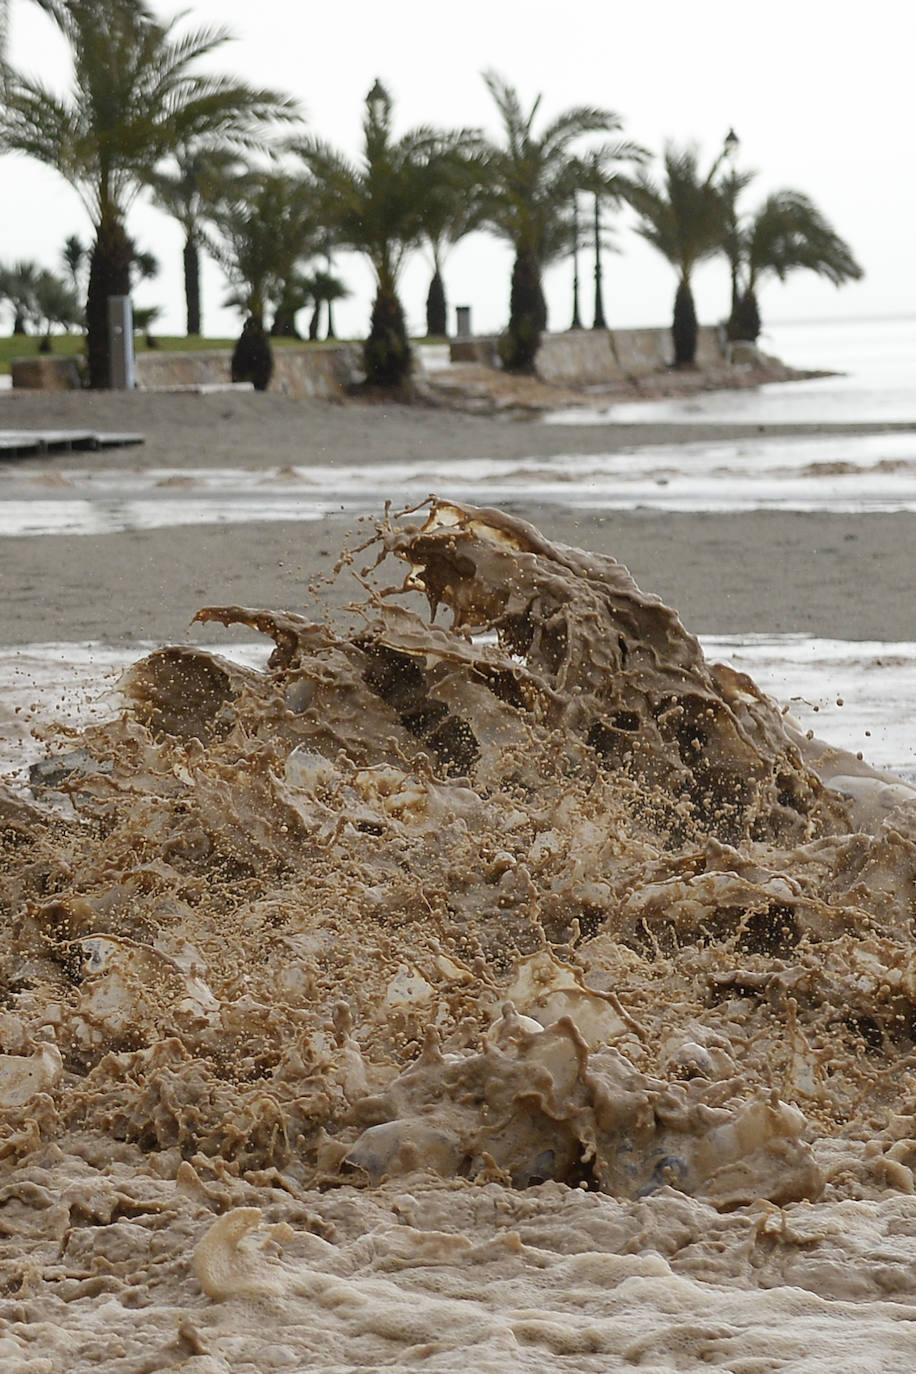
[1,318,915,1370]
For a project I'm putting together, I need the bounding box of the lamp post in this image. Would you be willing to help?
[366,78,388,127]
[720,129,741,320]
[707,126,740,184]
[592,192,606,330]
[323,233,336,340]
[570,195,582,330]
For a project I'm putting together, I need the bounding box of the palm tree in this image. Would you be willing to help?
[300,268,349,341]
[630,142,736,366]
[205,170,322,332]
[727,190,863,341]
[0,0,297,386]
[148,145,245,336]
[61,234,87,299]
[416,148,486,337]
[203,169,322,385]
[0,259,42,333]
[33,269,82,348]
[296,80,471,387]
[477,71,642,373]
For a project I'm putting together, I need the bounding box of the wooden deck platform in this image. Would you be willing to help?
[0,430,144,457]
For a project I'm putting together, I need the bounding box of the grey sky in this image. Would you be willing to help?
[3,0,913,341]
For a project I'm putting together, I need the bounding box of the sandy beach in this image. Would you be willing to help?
[2,386,915,645]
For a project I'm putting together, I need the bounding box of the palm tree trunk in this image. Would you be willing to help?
[86,218,133,389]
[426,268,447,338]
[503,250,546,374]
[671,278,698,366]
[730,289,761,343]
[364,285,411,387]
[231,317,273,390]
[270,290,301,337]
[184,234,201,336]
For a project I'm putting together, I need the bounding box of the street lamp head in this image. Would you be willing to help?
[366,79,389,125]
[723,128,740,161]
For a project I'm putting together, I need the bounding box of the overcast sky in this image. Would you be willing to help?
[2,0,914,343]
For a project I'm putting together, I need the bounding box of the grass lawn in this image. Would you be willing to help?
[0,333,347,375]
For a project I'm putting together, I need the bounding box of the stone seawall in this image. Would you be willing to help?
[134,344,362,399]
[8,356,84,390]
[10,325,726,394]
[450,326,725,383]
[10,344,362,399]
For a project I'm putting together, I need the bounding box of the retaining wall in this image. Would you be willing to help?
[8,356,83,390]
[450,325,725,383]
[10,343,362,399]
[10,325,727,394]
[134,344,363,399]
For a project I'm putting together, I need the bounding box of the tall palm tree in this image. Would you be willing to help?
[204,170,322,334]
[727,190,863,341]
[478,70,642,373]
[630,142,736,366]
[0,0,297,386]
[148,146,245,337]
[296,80,472,387]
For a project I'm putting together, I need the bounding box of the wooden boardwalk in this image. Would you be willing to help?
[0,429,144,457]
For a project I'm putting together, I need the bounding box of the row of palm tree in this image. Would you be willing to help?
[630,147,864,365]
[0,233,164,346]
[0,0,863,390]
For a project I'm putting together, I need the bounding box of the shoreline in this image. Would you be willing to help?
[1,382,914,649]
[2,385,915,470]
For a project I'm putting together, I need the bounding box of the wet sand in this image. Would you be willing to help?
[1,388,914,646]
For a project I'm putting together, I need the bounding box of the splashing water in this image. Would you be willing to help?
[1,500,915,1368]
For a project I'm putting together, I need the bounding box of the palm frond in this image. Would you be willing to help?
[629,141,731,279]
[538,106,624,158]
[477,73,643,264]
[0,0,298,233]
[747,190,863,288]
